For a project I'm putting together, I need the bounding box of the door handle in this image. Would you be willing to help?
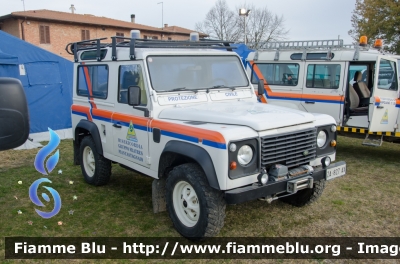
[305,101,315,104]
[377,106,384,109]
[113,123,122,128]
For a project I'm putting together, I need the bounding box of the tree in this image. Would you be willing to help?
[195,0,288,47]
[236,3,289,49]
[349,0,400,54]
[195,0,240,41]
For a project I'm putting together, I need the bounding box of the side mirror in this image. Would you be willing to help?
[128,86,141,106]
[0,78,30,151]
[258,79,265,96]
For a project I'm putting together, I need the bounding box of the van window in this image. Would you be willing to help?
[306,64,341,89]
[291,53,335,60]
[118,64,147,105]
[77,65,108,99]
[252,63,299,86]
[377,59,398,91]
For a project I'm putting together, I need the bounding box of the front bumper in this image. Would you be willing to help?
[224,161,346,204]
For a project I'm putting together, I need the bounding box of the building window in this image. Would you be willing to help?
[116,32,124,43]
[168,37,172,40]
[39,25,50,44]
[144,35,148,39]
[81,29,90,41]
[152,36,158,40]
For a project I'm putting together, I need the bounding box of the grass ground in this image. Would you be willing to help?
[0,135,399,263]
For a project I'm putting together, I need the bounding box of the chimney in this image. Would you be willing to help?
[69,4,76,14]
[131,14,135,23]
[164,23,168,28]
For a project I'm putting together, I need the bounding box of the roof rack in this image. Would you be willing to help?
[251,39,362,61]
[66,36,236,62]
[256,39,344,50]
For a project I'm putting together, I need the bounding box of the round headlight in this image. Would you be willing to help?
[331,125,337,132]
[237,145,253,165]
[317,131,327,148]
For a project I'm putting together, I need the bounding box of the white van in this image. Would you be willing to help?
[243,37,400,146]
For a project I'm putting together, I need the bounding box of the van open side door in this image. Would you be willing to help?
[368,56,399,132]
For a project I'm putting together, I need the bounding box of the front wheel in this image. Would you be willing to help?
[280,179,326,207]
[166,163,226,239]
[79,136,111,186]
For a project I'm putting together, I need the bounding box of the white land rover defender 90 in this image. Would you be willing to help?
[68,31,346,239]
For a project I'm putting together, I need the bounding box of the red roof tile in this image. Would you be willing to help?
[5,9,162,33]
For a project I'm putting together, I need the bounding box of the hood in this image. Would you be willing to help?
[158,101,315,131]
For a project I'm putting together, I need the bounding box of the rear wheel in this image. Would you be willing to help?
[280,179,326,207]
[80,136,111,186]
[166,163,225,239]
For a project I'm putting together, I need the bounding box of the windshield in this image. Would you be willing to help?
[147,55,249,92]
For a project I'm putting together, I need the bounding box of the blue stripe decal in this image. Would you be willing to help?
[93,115,112,123]
[161,130,199,143]
[202,140,227,149]
[395,104,400,108]
[111,120,148,131]
[375,102,380,106]
[72,111,88,119]
[72,110,225,149]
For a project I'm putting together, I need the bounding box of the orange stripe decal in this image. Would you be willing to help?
[250,61,344,103]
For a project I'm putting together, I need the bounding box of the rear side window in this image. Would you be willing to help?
[306,64,341,89]
[252,63,299,86]
[77,65,109,99]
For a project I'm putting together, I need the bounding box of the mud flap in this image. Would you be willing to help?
[152,178,166,213]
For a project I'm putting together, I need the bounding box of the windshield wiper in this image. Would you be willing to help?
[210,85,236,91]
[156,87,199,93]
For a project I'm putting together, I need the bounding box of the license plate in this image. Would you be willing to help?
[326,164,346,181]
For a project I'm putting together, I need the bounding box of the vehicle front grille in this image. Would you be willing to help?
[261,128,317,169]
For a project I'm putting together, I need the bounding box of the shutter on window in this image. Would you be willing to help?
[81,30,85,41]
[45,26,50,43]
[39,25,45,43]
[86,30,90,40]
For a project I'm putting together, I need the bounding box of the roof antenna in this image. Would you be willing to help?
[70,4,76,14]
[21,0,25,11]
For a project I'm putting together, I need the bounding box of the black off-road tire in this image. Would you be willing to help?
[166,163,226,239]
[79,136,111,186]
[280,179,326,207]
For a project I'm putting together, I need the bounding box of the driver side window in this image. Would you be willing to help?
[118,65,147,105]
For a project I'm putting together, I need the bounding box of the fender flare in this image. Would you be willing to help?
[75,120,103,155]
[163,141,220,190]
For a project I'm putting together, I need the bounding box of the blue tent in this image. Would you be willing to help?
[231,43,254,68]
[0,31,73,138]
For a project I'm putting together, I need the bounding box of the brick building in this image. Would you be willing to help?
[0,9,207,60]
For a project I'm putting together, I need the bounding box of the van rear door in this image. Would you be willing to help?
[368,56,399,132]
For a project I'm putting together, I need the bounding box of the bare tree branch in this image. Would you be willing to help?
[196,1,289,48]
[195,0,240,41]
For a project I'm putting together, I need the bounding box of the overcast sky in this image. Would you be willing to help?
[1,0,356,44]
